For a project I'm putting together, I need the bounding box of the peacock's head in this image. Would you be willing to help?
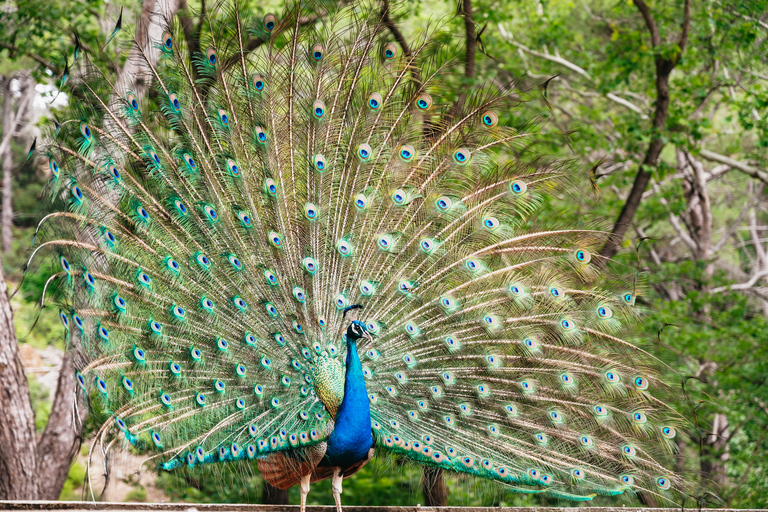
[343,305,371,342]
[346,320,372,343]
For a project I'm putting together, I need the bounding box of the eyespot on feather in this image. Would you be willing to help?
[218,108,229,125]
[252,74,265,91]
[415,94,432,111]
[357,143,372,161]
[80,122,92,139]
[353,193,369,210]
[126,94,139,111]
[263,13,276,31]
[481,110,498,126]
[169,93,180,111]
[453,148,470,164]
[206,48,217,66]
[311,43,324,61]
[399,145,415,161]
[313,100,325,118]
[574,249,591,263]
[227,159,240,176]
[314,153,327,171]
[509,180,527,195]
[368,93,382,110]
[383,42,398,60]
[303,203,318,220]
[254,126,267,144]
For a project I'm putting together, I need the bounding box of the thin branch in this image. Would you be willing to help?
[635,226,662,265]
[380,0,419,83]
[676,0,692,60]
[698,149,768,185]
[381,0,412,57]
[650,179,698,253]
[632,0,661,47]
[451,0,476,118]
[497,24,649,118]
[712,201,752,253]
[0,72,36,161]
[500,33,590,77]
[711,270,768,293]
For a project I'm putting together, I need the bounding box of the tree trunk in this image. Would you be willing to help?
[422,467,448,506]
[701,412,730,490]
[0,259,38,499]
[1,72,36,254]
[599,0,690,260]
[36,353,88,500]
[1,76,13,253]
[262,481,289,505]
[599,72,669,261]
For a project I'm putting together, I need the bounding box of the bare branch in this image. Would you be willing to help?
[712,202,752,253]
[711,271,768,293]
[498,30,590,77]
[380,0,419,84]
[497,24,649,118]
[451,0,476,117]
[381,0,412,57]
[699,149,768,185]
[650,179,698,253]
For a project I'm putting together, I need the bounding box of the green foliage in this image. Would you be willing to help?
[154,454,545,506]
[124,486,148,503]
[58,461,86,501]
[26,373,50,433]
[2,0,767,507]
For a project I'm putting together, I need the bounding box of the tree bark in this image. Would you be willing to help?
[0,258,38,499]
[701,412,730,490]
[1,72,36,254]
[1,76,13,254]
[36,353,88,500]
[114,0,184,102]
[422,466,448,506]
[599,0,691,260]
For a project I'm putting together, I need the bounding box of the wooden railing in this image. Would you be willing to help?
[1,503,767,512]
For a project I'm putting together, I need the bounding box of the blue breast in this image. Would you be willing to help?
[324,340,373,468]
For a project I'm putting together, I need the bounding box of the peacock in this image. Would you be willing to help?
[27,0,685,507]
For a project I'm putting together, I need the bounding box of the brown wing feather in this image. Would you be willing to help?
[258,444,327,490]
[310,447,375,483]
[342,447,375,479]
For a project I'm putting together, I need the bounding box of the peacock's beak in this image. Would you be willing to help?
[362,330,373,342]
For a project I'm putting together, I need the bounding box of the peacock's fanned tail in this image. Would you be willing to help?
[31,0,683,502]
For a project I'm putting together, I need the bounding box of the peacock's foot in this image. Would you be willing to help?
[300,473,310,512]
[332,467,343,512]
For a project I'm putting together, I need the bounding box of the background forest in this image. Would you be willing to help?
[0,0,766,507]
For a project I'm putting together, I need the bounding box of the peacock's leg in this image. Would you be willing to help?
[300,473,311,512]
[331,467,343,512]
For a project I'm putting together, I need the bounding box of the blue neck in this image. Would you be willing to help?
[324,339,373,467]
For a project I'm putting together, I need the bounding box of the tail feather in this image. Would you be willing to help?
[31,0,684,503]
